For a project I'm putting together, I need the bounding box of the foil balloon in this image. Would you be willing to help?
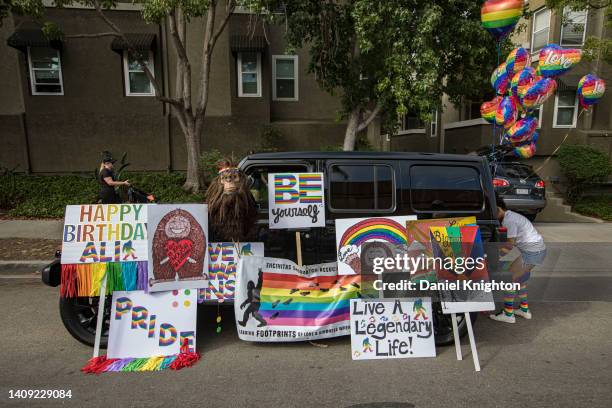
[511,67,536,101]
[481,0,523,40]
[480,96,502,123]
[505,116,538,144]
[521,77,557,110]
[496,96,518,128]
[538,44,581,78]
[513,141,537,159]
[505,47,531,76]
[577,74,606,108]
[491,62,510,95]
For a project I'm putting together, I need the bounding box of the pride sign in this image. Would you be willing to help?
[268,172,325,229]
[61,204,148,264]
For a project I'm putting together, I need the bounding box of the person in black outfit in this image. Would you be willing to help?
[98,155,129,204]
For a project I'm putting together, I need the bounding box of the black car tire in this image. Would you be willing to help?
[433,305,477,346]
[59,296,110,348]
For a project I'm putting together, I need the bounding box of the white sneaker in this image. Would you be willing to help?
[489,311,515,323]
[514,309,532,319]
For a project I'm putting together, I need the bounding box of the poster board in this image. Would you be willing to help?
[199,242,264,302]
[107,289,197,359]
[235,256,359,342]
[268,172,325,229]
[335,216,417,275]
[62,204,148,264]
[147,204,209,292]
[350,298,436,360]
[430,225,495,314]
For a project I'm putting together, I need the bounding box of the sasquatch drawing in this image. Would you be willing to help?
[151,208,206,282]
[238,268,267,327]
[205,159,257,242]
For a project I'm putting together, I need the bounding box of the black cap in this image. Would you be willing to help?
[102,156,116,164]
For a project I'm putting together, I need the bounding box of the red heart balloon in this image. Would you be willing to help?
[165,239,193,271]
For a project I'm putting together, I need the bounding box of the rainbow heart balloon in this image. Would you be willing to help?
[505,116,538,144]
[505,47,531,76]
[491,62,510,95]
[496,96,518,128]
[511,67,536,101]
[538,44,581,78]
[513,140,537,159]
[577,74,606,108]
[481,96,502,123]
[521,77,557,110]
[481,0,523,40]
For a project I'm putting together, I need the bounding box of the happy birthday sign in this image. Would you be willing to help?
[61,204,148,264]
[350,298,436,360]
[268,172,325,229]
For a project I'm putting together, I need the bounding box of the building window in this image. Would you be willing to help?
[430,109,438,137]
[27,47,63,95]
[553,90,578,128]
[561,8,587,46]
[531,8,551,53]
[531,106,543,129]
[329,164,394,211]
[400,110,425,131]
[123,51,155,96]
[272,55,298,101]
[238,52,261,97]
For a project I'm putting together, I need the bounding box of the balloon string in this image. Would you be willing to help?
[492,39,502,177]
[520,108,587,182]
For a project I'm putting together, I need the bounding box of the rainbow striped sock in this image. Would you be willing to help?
[519,284,529,312]
[503,290,515,317]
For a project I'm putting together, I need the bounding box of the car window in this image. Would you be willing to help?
[329,164,394,210]
[500,164,533,179]
[245,164,308,210]
[410,165,483,212]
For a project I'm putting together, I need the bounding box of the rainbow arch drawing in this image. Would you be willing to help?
[338,218,408,248]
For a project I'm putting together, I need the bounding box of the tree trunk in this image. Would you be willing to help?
[183,124,201,192]
[343,107,361,151]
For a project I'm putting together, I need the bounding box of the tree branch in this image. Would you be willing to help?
[357,103,382,132]
[210,0,235,50]
[168,7,192,116]
[64,32,120,38]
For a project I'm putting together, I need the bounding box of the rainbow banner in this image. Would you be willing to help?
[235,257,360,342]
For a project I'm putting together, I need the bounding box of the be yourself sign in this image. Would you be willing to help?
[350,298,436,360]
[268,173,325,229]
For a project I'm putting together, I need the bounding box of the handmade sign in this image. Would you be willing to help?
[268,172,325,229]
[62,204,148,264]
[335,216,416,276]
[147,204,208,292]
[198,242,264,302]
[235,256,360,342]
[429,225,495,314]
[405,217,477,283]
[108,289,197,359]
[350,298,436,360]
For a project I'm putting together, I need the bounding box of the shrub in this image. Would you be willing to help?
[573,195,612,221]
[199,149,225,186]
[0,165,22,210]
[557,144,612,204]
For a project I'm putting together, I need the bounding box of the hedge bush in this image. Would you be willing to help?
[557,144,612,204]
[573,195,612,221]
[0,172,203,218]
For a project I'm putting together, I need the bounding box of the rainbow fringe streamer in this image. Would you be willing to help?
[60,261,148,298]
[81,339,200,374]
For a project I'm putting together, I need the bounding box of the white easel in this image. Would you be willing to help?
[450,311,480,371]
[92,274,108,358]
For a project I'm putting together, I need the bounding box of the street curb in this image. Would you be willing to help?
[0,261,49,275]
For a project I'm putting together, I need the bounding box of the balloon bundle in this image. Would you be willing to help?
[480,1,606,160]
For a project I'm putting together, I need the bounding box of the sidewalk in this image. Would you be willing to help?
[0,219,63,240]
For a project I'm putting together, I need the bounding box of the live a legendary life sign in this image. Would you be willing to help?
[61,204,148,264]
[268,172,325,229]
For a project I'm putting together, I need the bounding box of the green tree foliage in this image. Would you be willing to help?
[557,144,612,203]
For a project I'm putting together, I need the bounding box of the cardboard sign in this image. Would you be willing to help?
[198,242,264,302]
[335,216,417,275]
[147,204,209,292]
[430,225,495,314]
[62,204,148,264]
[268,173,325,229]
[350,298,436,360]
[235,256,359,342]
[107,289,197,359]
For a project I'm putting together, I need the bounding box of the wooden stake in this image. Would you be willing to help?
[93,274,108,358]
[451,313,462,361]
[465,312,481,372]
[295,231,303,266]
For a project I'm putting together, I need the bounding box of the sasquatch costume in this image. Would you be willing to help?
[205,159,258,242]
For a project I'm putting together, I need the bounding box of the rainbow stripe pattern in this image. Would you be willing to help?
[480,96,501,123]
[298,174,323,204]
[521,77,557,110]
[148,315,156,338]
[495,96,518,129]
[511,66,536,101]
[158,323,177,346]
[505,47,531,76]
[338,218,407,248]
[274,174,299,204]
[259,273,360,326]
[491,62,509,95]
[538,44,581,78]
[131,306,148,330]
[578,74,606,108]
[481,0,523,39]
[505,116,538,145]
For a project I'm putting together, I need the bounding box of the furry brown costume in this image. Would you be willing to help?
[205,159,257,242]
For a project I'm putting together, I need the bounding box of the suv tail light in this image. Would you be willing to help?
[493,178,510,187]
[535,180,545,188]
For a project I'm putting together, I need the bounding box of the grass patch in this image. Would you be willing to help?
[573,195,612,221]
[1,172,204,218]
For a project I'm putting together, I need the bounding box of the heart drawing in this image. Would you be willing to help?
[164,239,194,271]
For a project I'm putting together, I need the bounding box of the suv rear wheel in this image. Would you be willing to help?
[59,296,110,347]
